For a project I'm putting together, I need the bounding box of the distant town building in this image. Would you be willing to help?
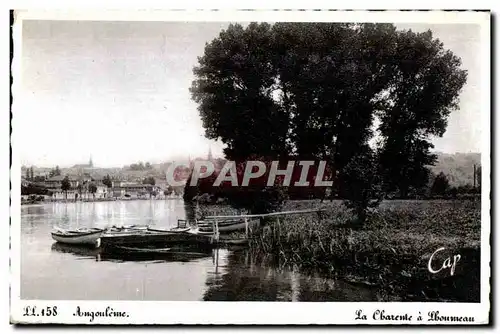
[110,182,162,199]
[44,173,108,200]
[71,155,94,170]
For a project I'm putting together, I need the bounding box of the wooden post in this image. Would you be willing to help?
[277,217,281,244]
[473,164,476,189]
[215,248,219,274]
[318,209,325,222]
[210,220,215,243]
[273,218,276,240]
[215,220,219,242]
[245,218,249,239]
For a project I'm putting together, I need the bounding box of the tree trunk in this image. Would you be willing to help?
[356,207,367,227]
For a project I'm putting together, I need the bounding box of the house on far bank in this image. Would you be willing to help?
[110,181,162,199]
[44,175,79,190]
[44,174,109,200]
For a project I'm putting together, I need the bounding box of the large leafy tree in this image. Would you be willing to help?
[88,183,98,200]
[377,29,467,197]
[191,23,289,160]
[190,22,467,216]
[61,176,71,200]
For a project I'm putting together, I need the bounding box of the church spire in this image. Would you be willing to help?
[207,145,213,161]
[89,155,93,168]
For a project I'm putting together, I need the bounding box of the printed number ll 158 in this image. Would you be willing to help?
[23,306,58,317]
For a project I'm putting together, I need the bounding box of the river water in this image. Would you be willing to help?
[21,200,376,301]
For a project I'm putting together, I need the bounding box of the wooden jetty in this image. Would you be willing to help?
[205,208,325,240]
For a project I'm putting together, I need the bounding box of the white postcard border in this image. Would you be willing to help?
[9,9,491,325]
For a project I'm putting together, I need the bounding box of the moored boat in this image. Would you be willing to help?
[99,229,217,253]
[108,224,150,232]
[106,225,150,235]
[197,218,260,234]
[51,227,105,246]
[146,226,191,233]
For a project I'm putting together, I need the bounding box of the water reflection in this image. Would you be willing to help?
[21,200,376,301]
[50,243,100,259]
[22,200,188,231]
[203,249,378,302]
[184,202,197,222]
[50,242,214,263]
[22,204,47,216]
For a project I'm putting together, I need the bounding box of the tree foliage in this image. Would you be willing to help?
[142,176,156,186]
[431,172,450,196]
[102,174,113,188]
[49,166,61,177]
[190,22,467,217]
[89,183,98,196]
[129,162,153,171]
[338,148,384,225]
[61,176,71,199]
[163,186,174,197]
[377,29,467,197]
[21,184,50,196]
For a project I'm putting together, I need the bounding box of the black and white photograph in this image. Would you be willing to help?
[9,9,491,325]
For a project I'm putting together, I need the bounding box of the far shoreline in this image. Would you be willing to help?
[21,197,184,205]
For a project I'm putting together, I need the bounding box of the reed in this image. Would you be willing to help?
[197,199,480,301]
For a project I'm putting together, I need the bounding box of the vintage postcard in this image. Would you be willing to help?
[10,9,491,325]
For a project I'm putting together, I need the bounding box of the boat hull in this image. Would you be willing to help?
[99,230,216,253]
[51,229,103,246]
[146,227,191,233]
[198,219,260,233]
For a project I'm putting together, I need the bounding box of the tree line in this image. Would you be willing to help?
[128,162,154,171]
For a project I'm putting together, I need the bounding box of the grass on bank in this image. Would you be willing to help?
[200,199,481,302]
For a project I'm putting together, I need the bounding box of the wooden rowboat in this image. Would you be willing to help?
[99,229,216,252]
[197,218,260,234]
[51,227,105,246]
[146,226,191,233]
[51,224,149,246]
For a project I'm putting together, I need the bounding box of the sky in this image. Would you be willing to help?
[17,20,483,168]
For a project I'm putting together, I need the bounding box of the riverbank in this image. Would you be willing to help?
[201,199,481,302]
[21,197,183,205]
